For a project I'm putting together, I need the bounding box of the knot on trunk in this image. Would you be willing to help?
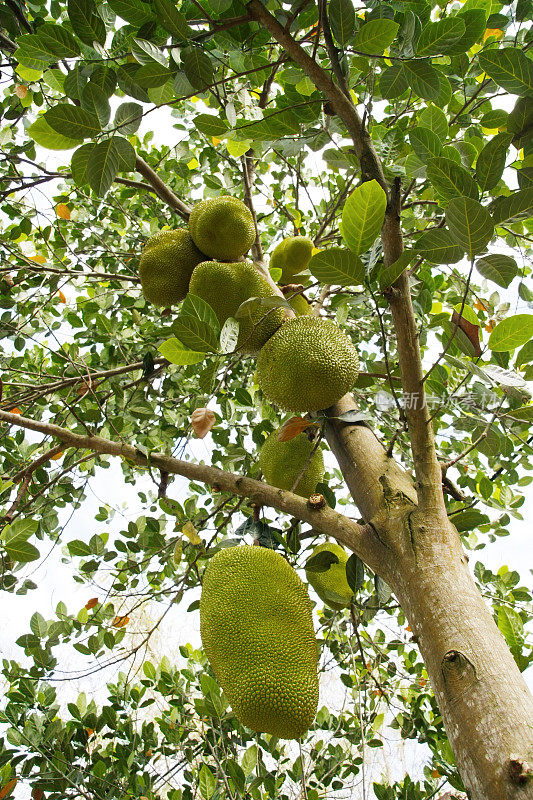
[441,650,477,699]
[508,755,532,785]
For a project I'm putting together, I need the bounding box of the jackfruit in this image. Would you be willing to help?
[200,545,319,739]
[287,292,313,316]
[259,427,324,497]
[256,316,359,412]
[270,236,313,283]
[189,260,285,353]
[139,229,206,306]
[305,543,353,610]
[189,196,256,261]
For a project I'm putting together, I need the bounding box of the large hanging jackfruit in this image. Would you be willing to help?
[200,545,319,739]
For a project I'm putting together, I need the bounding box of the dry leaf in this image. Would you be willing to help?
[29,255,46,264]
[182,521,202,546]
[212,136,221,146]
[0,779,18,800]
[31,789,44,800]
[58,290,67,304]
[56,203,71,220]
[277,416,317,442]
[15,85,28,98]
[191,407,216,438]
[85,598,98,610]
[8,408,21,414]
[451,310,482,357]
[112,615,130,628]
[50,451,63,460]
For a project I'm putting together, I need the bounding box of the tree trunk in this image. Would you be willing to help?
[392,548,533,800]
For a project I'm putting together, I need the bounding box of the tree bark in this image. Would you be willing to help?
[389,523,533,800]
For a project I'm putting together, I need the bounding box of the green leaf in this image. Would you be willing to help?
[194,114,230,138]
[497,606,523,653]
[445,9,487,54]
[226,760,246,795]
[380,65,408,99]
[346,553,365,592]
[112,136,136,171]
[475,133,513,191]
[419,105,449,140]
[305,551,339,572]
[136,63,172,87]
[44,105,101,139]
[107,0,154,25]
[2,518,38,546]
[452,510,490,532]
[354,19,399,54]
[374,575,392,604]
[241,744,258,776]
[476,254,518,287]
[379,250,414,289]
[237,109,301,141]
[341,179,387,255]
[479,47,533,97]
[181,293,220,333]
[220,318,239,354]
[427,157,479,202]
[402,60,441,102]
[199,764,216,799]
[114,102,143,135]
[67,539,93,556]
[86,138,120,195]
[28,116,83,150]
[158,337,206,364]
[30,612,48,637]
[408,127,442,162]
[15,24,80,69]
[481,109,509,129]
[71,143,95,185]
[446,197,494,258]
[154,0,192,39]
[490,188,533,225]
[67,0,106,46]
[117,64,150,102]
[329,0,355,46]
[488,315,533,351]
[416,17,466,56]
[226,138,252,157]
[5,540,40,563]
[308,247,364,286]
[172,316,219,352]
[181,47,214,90]
[81,82,111,127]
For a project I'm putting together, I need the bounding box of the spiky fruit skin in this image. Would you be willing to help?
[305,543,353,610]
[270,236,313,283]
[200,545,319,739]
[139,229,205,306]
[188,196,256,261]
[189,260,284,353]
[259,428,324,497]
[288,293,313,316]
[256,316,359,412]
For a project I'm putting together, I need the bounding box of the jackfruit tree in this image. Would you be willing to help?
[0,1,533,799]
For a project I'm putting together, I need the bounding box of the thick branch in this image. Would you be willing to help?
[384,180,445,513]
[134,156,192,221]
[0,410,387,574]
[246,0,387,193]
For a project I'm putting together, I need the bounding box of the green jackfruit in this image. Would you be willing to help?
[200,545,319,739]
[139,229,206,306]
[287,293,313,316]
[305,543,353,610]
[259,427,324,497]
[270,236,313,283]
[256,316,359,412]
[189,260,285,353]
[189,196,255,261]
